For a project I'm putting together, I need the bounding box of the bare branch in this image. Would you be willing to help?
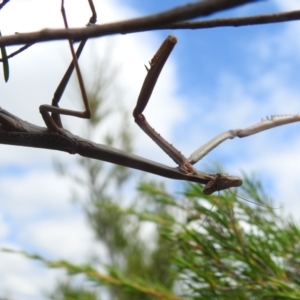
[159,10,300,30]
[0,0,97,63]
[0,0,10,10]
[0,0,255,47]
[0,43,33,62]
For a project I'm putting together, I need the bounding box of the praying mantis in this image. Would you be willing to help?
[0,1,300,195]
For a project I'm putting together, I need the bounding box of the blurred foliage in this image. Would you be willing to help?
[5,174,300,299]
[47,281,99,300]
[170,178,300,299]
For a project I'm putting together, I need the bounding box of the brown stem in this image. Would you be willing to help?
[0,0,255,47]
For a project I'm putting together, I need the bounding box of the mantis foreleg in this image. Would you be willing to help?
[39,0,97,133]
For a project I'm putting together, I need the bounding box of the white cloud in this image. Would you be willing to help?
[19,215,98,261]
[0,248,65,300]
[0,171,72,218]
[275,0,300,11]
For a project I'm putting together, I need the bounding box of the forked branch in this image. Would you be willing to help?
[0,0,257,47]
[157,10,300,30]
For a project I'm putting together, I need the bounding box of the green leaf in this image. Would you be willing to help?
[0,30,9,82]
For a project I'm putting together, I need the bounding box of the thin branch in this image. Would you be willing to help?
[0,43,33,62]
[159,9,300,29]
[0,0,255,47]
[0,0,10,10]
[0,1,97,62]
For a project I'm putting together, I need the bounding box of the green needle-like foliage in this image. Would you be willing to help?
[6,174,300,299]
[137,176,300,299]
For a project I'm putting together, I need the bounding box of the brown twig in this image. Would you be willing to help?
[159,9,300,29]
[0,43,33,62]
[0,0,255,47]
[0,0,9,10]
[2,3,299,50]
[0,0,97,62]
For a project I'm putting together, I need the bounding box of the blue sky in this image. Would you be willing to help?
[1,0,300,299]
